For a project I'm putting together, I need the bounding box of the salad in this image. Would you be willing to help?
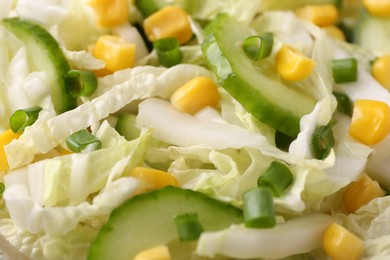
[0,0,390,259]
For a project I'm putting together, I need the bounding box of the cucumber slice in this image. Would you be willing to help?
[87,186,243,260]
[115,113,140,141]
[259,0,340,11]
[354,12,390,55]
[2,18,77,114]
[201,14,316,137]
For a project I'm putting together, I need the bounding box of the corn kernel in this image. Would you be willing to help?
[0,130,22,171]
[170,76,220,115]
[343,174,385,213]
[134,245,171,260]
[363,0,390,17]
[295,4,339,27]
[349,99,390,145]
[129,167,179,194]
[93,35,136,73]
[323,223,364,260]
[323,25,346,41]
[371,55,390,90]
[275,45,316,81]
[88,0,129,27]
[143,6,193,45]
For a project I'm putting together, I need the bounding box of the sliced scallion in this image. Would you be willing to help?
[242,32,274,61]
[257,161,293,197]
[135,0,159,18]
[10,106,42,133]
[0,182,4,198]
[66,129,102,153]
[154,38,182,68]
[174,212,204,241]
[332,58,358,83]
[64,70,97,97]
[311,125,335,159]
[333,91,353,117]
[243,187,275,229]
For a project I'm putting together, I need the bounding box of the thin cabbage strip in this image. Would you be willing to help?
[5,64,211,169]
[136,98,335,169]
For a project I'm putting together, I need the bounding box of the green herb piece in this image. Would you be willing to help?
[243,187,276,229]
[10,106,42,133]
[66,129,102,153]
[242,32,274,61]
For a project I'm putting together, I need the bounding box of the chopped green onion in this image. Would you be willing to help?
[10,106,42,133]
[242,32,274,61]
[243,187,275,229]
[66,129,102,153]
[154,38,182,68]
[311,125,335,160]
[64,70,97,97]
[332,58,358,83]
[333,91,353,117]
[257,161,293,197]
[135,0,159,17]
[0,182,4,198]
[174,212,204,241]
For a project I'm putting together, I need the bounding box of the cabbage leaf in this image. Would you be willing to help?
[3,123,150,235]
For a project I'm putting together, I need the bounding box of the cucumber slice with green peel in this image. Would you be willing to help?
[201,14,316,137]
[354,12,390,55]
[2,18,77,114]
[259,0,341,11]
[87,186,243,260]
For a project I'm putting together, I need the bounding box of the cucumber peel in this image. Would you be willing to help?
[2,18,77,114]
[87,186,243,260]
[201,14,316,137]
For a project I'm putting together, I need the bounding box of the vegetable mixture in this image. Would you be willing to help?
[0,0,390,259]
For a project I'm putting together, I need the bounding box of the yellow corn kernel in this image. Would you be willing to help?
[323,223,364,260]
[170,76,220,115]
[323,25,346,41]
[275,45,316,81]
[0,130,22,172]
[93,35,136,73]
[129,167,179,194]
[295,4,339,27]
[363,0,390,17]
[343,174,385,213]
[88,0,129,27]
[371,55,390,90]
[349,99,390,145]
[143,6,193,45]
[134,245,171,260]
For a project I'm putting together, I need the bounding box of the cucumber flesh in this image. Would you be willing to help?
[201,14,316,137]
[115,113,140,141]
[354,12,390,55]
[87,186,243,260]
[2,18,77,114]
